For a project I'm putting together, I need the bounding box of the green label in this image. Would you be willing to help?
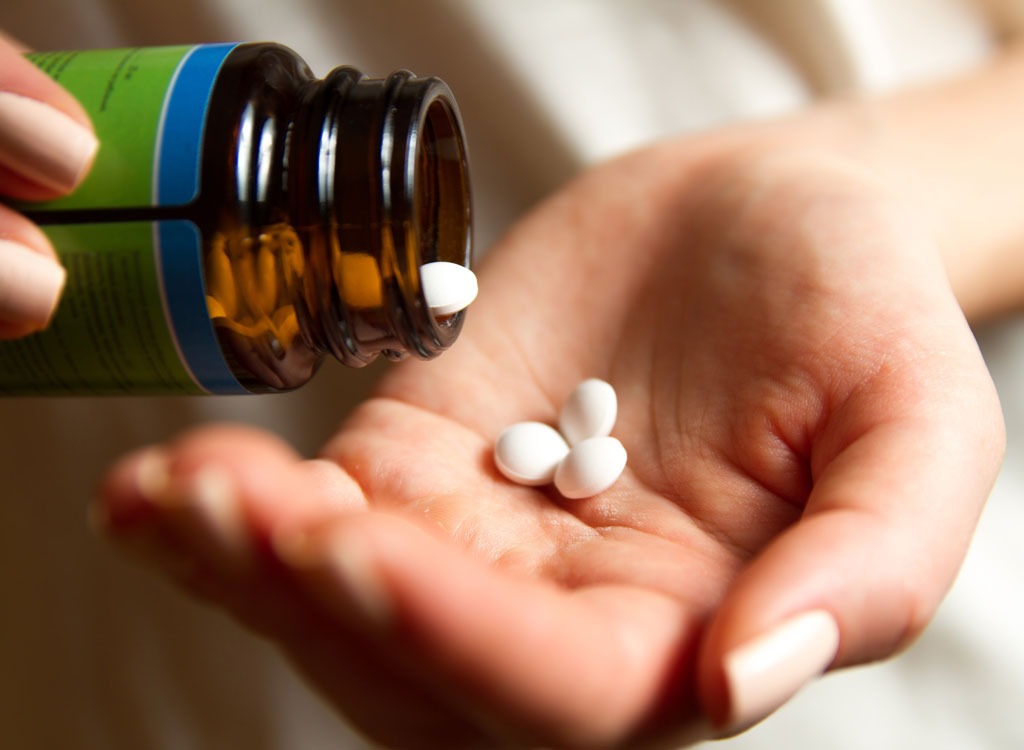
[28,47,190,210]
[0,223,199,394]
[0,44,248,395]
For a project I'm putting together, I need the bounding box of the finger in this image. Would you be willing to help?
[697,357,1005,733]
[0,31,30,54]
[95,427,491,747]
[94,424,374,631]
[97,424,367,541]
[278,511,711,749]
[0,202,64,337]
[0,36,97,198]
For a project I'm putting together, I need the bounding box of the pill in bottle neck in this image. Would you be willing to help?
[0,43,473,395]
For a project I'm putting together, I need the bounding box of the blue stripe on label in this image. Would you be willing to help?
[156,221,250,394]
[155,44,249,394]
[156,43,236,205]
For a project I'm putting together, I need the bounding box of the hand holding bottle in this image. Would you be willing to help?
[0,31,96,339]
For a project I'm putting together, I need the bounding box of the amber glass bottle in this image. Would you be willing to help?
[1,43,472,395]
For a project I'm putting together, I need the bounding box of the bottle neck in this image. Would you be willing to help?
[291,67,473,367]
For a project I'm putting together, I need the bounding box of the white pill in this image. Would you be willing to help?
[558,378,617,446]
[554,436,627,499]
[420,261,478,317]
[494,421,570,486]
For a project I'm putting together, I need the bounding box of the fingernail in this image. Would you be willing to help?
[87,448,168,538]
[134,449,172,502]
[0,91,98,193]
[281,529,394,631]
[181,466,251,564]
[135,457,251,573]
[324,534,394,630]
[0,239,65,330]
[271,526,318,567]
[722,609,840,731]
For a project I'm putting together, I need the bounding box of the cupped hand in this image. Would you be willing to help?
[0,31,96,338]
[97,139,1004,749]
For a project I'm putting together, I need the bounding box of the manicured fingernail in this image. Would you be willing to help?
[271,526,317,567]
[87,449,168,537]
[280,529,394,631]
[180,466,251,565]
[0,91,98,193]
[722,610,840,731]
[323,534,394,629]
[0,239,65,330]
[133,457,251,573]
[134,449,172,502]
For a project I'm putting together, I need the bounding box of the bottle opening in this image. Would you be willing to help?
[417,97,471,269]
[379,74,472,360]
[303,68,473,367]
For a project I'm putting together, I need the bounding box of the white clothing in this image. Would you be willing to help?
[0,1,1021,748]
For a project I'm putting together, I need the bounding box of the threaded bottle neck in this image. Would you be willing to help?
[291,66,473,367]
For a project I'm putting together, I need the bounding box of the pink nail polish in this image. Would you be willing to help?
[0,239,66,330]
[722,610,840,731]
[0,92,98,193]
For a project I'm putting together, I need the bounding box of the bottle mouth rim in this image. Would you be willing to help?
[318,68,473,365]
[379,71,473,359]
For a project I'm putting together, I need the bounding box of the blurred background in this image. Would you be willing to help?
[1,1,1021,747]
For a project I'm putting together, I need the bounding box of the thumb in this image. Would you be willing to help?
[697,363,1004,734]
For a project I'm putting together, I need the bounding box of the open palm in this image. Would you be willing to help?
[99,142,1003,749]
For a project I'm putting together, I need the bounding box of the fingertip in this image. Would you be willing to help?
[100,425,368,547]
[0,40,98,198]
[0,89,98,197]
[696,509,937,733]
[275,511,450,614]
[95,446,170,524]
[704,608,840,733]
[308,521,398,631]
[0,234,66,337]
[0,31,31,55]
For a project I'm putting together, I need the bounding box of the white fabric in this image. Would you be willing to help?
[0,1,1022,747]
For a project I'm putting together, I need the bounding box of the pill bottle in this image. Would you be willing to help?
[0,42,472,395]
